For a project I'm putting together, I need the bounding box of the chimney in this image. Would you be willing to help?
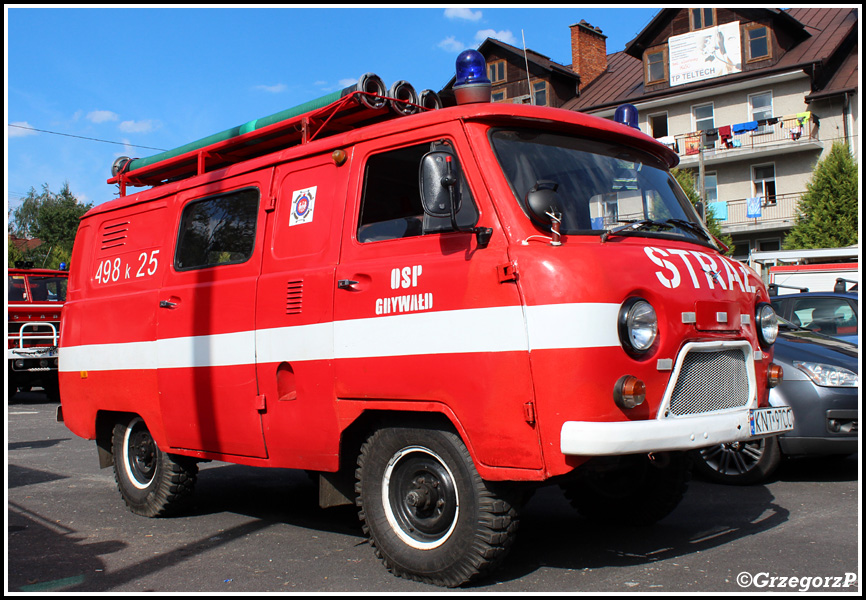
[570,20,608,87]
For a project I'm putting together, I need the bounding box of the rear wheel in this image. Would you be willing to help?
[693,436,782,485]
[112,416,198,517]
[562,452,691,526]
[356,425,519,587]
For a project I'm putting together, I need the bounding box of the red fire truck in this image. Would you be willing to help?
[58,51,791,586]
[8,263,68,401]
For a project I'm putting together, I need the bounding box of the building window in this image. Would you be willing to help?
[646,48,667,84]
[746,25,771,62]
[753,164,777,205]
[704,172,718,203]
[492,90,506,103]
[691,8,715,30]
[533,81,548,107]
[692,103,715,131]
[757,238,781,252]
[749,92,773,133]
[488,60,506,83]
[649,113,669,138]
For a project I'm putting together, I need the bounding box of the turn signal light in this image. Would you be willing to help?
[614,375,647,409]
[768,364,784,388]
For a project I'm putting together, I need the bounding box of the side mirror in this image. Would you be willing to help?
[419,149,492,249]
[525,180,561,224]
[419,151,461,217]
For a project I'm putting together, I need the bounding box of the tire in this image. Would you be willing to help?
[355,425,519,587]
[693,436,782,485]
[562,452,691,526]
[112,416,198,517]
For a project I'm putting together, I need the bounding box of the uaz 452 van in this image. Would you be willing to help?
[59,51,791,587]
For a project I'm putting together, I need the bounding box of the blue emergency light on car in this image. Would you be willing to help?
[454,49,491,105]
[614,104,640,130]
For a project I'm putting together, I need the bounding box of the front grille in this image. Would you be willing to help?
[668,349,750,416]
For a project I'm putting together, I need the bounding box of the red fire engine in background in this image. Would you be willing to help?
[58,51,792,586]
[8,262,68,401]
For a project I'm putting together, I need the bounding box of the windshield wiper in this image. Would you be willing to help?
[600,217,715,245]
[665,218,714,244]
[600,219,672,242]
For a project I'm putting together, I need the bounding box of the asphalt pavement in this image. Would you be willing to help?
[7,392,861,593]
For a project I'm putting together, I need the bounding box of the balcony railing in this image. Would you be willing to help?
[709,192,804,232]
[658,115,818,159]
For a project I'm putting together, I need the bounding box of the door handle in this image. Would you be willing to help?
[159,300,178,309]
[337,279,359,290]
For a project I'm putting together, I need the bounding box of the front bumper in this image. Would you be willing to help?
[8,346,60,372]
[561,406,793,456]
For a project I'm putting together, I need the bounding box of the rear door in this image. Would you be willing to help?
[254,152,347,469]
[157,172,270,458]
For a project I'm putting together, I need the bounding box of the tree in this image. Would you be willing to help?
[9,182,92,269]
[783,143,859,250]
[671,168,734,255]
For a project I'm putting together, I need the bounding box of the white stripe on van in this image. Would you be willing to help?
[59,303,621,373]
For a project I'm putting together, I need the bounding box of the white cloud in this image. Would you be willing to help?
[119,120,157,133]
[445,7,482,22]
[338,78,358,88]
[9,122,38,137]
[87,110,119,123]
[476,29,517,45]
[254,83,287,93]
[438,36,466,53]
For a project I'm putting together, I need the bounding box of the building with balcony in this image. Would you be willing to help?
[563,8,859,261]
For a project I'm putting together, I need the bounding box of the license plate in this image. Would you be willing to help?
[749,406,794,437]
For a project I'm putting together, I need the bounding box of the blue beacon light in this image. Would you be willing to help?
[454,49,491,105]
[614,103,640,130]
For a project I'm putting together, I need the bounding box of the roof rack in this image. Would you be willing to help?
[108,74,441,196]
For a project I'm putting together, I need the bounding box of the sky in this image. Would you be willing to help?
[6,6,661,216]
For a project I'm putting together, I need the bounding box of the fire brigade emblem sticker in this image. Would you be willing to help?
[290,187,316,226]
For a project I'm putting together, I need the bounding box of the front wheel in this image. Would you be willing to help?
[112,416,198,517]
[692,436,782,485]
[355,425,519,587]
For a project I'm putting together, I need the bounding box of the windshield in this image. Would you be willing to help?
[27,275,68,302]
[491,129,711,244]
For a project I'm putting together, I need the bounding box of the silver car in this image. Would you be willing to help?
[693,318,858,484]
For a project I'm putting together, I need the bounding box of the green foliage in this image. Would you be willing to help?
[784,143,859,250]
[671,168,734,254]
[9,182,92,269]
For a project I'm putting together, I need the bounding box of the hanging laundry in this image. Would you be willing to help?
[685,135,701,155]
[732,121,759,134]
[746,197,762,219]
[709,201,728,221]
[719,125,733,148]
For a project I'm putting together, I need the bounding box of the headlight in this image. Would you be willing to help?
[756,303,778,346]
[618,298,658,353]
[794,361,859,387]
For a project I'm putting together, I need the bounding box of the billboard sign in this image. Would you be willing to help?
[669,22,742,87]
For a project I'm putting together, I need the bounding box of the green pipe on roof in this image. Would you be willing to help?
[124,77,381,174]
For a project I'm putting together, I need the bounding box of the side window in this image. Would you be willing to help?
[357,141,477,243]
[28,276,67,302]
[175,187,259,270]
[9,275,27,301]
[792,298,857,335]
